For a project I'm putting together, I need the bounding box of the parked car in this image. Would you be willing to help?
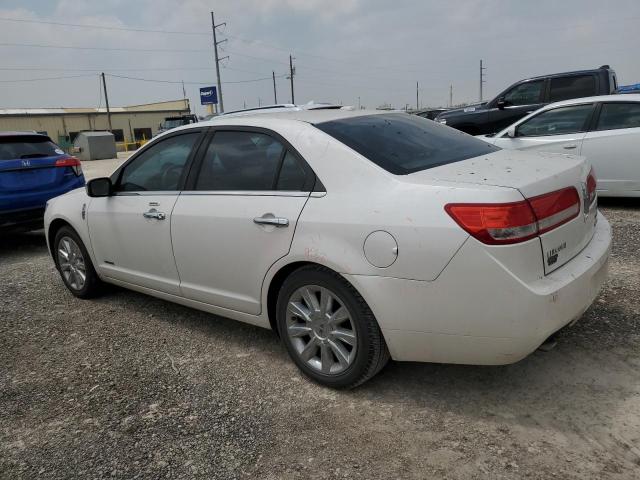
[413,108,449,120]
[478,94,640,197]
[435,65,618,135]
[617,83,640,94]
[44,111,610,388]
[1,132,84,232]
[154,114,199,137]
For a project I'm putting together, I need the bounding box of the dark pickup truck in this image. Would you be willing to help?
[435,65,618,135]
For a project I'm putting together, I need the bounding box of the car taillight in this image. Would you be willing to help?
[587,167,597,205]
[445,187,580,245]
[55,156,82,176]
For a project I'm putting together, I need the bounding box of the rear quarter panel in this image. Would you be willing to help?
[278,125,525,281]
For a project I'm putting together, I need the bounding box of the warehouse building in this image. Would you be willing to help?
[0,99,190,150]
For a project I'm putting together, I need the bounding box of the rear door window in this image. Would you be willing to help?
[0,136,60,160]
[276,151,308,191]
[516,104,593,137]
[315,113,499,175]
[549,75,596,102]
[195,131,285,191]
[595,102,640,130]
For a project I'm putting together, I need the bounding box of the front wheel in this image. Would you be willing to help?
[53,226,103,298]
[276,266,389,389]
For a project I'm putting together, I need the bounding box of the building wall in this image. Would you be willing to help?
[0,108,189,144]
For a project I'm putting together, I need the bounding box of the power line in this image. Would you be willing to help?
[0,72,284,85]
[0,73,96,83]
[0,66,220,72]
[105,73,285,85]
[0,16,210,35]
[0,42,209,53]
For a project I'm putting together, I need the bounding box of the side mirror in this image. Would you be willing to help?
[505,126,516,138]
[497,97,506,110]
[86,177,112,197]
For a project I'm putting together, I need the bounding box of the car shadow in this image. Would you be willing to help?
[89,280,637,442]
[0,230,48,258]
[599,197,640,210]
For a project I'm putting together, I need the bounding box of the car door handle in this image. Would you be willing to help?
[253,215,289,227]
[563,144,577,150]
[143,209,166,220]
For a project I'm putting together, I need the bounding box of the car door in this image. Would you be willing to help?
[492,103,594,153]
[88,130,204,294]
[580,101,640,194]
[171,128,316,315]
[487,79,546,133]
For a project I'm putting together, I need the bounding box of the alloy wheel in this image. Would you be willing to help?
[286,285,357,375]
[57,236,87,291]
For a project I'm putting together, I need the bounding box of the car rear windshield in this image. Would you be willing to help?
[314,113,499,175]
[0,136,59,161]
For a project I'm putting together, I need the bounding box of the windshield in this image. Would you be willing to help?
[0,136,60,161]
[161,119,186,129]
[315,113,499,175]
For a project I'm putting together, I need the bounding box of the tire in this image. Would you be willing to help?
[53,226,103,299]
[276,265,389,389]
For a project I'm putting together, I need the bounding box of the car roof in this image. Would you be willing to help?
[203,108,392,125]
[543,93,640,109]
[523,66,614,83]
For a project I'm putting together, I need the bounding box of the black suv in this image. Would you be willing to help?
[435,65,618,135]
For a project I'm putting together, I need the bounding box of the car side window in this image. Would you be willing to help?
[596,103,640,131]
[502,81,544,106]
[516,104,593,137]
[276,151,308,191]
[549,75,596,102]
[116,133,199,192]
[195,131,285,191]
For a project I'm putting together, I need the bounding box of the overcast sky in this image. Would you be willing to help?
[1,0,639,115]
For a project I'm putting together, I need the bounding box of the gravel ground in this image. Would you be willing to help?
[1,199,639,479]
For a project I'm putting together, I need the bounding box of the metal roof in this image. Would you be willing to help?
[0,131,48,137]
[0,99,189,116]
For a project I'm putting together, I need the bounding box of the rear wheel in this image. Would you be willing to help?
[276,266,389,389]
[53,226,103,298]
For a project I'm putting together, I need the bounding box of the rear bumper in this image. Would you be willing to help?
[0,207,45,231]
[344,213,611,365]
[0,176,85,213]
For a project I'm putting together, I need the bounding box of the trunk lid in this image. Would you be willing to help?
[409,149,596,274]
[0,156,67,192]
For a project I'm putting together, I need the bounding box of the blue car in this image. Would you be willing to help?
[0,132,85,232]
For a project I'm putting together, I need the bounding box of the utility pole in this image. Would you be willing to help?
[358,96,361,109]
[449,84,453,108]
[101,72,112,132]
[480,59,486,102]
[416,82,419,110]
[258,97,262,107]
[288,55,295,104]
[272,71,277,104]
[181,80,189,112]
[211,12,228,113]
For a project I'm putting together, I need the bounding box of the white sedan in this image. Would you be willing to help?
[44,110,610,388]
[479,94,640,197]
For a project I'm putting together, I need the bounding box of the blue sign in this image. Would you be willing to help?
[200,86,218,105]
